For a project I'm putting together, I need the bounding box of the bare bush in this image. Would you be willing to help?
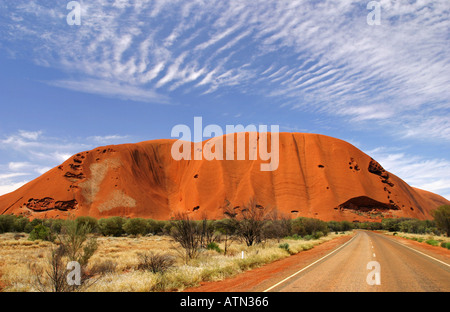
[199,213,221,249]
[29,220,98,292]
[263,210,292,242]
[224,198,274,246]
[170,212,202,263]
[29,245,70,292]
[137,251,175,274]
[90,259,118,275]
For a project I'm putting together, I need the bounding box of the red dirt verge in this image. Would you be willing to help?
[184,234,355,292]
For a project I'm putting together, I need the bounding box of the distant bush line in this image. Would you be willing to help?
[0,213,447,239]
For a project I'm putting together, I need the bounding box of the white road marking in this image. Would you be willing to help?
[386,236,450,268]
[263,234,358,292]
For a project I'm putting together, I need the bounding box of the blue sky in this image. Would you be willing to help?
[0,0,449,199]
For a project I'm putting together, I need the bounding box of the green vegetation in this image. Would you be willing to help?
[206,242,222,253]
[1,203,448,293]
[1,203,448,244]
[28,224,54,242]
[278,243,290,252]
[0,214,447,238]
[425,239,440,246]
[432,205,450,236]
[28,220,98,292]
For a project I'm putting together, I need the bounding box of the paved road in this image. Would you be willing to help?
[265,231,450,292]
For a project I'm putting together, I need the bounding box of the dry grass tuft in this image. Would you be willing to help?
[0,232,349,292]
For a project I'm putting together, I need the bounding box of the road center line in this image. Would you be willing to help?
[263,234,358,292]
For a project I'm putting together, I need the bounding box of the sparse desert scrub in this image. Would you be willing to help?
[386,231,450,248]
[0,231,350,292]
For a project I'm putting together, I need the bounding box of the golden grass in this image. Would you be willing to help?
[384,231,450,244]
[0,232,350,292]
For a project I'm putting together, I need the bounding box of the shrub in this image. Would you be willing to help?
[29,245,69,292]
[48,219,67,234]
[13,215,29,232]
[137,251,175,274]
[30,221,98,292]
[262,217,291,241]
[146,219,166,235]
[425,239,439,246]
[440,242,450,249]
[29,224,55,242]
[60,221,98,267]
[291,217,329,237]
[170,212,202,263]
[381,218,401,232]
[287,234,302,240]
[206,242,222,253]
[123,218,148,236]
[223,199,272,246]
[24,218,43,233]
[214,218,237,255]
[75,216,98,233]
[199,218,221,248]
[0,215,16,233]
[278,243,290,252]
[313,231,324,239]
[90,259,118,275]
[433,205,450,236]
[98,217,125,236]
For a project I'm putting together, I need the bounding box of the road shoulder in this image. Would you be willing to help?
[377,232,450,265]
[184,234,355,292]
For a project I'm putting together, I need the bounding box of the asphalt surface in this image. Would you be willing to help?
[265,231,450,292]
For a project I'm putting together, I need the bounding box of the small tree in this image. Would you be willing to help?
[30,245,70,292]
[59,221,98,268]
[30,220,98,292]
[215,215,237,256]
[170,212,202,263]
[224,198,272,247]
[199,213,221,249]
[433,205,450,236]
[263,210,291,242]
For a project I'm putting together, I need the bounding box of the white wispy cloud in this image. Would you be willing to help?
[47,79,169,104]
[0,130,133,196]
[88,135,130,144]
[2,1,447,140]
[0,0,449,197]
[367,147,450,200]
[0,181,28,196]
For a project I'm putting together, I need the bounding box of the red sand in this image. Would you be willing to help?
[0,133,448,220]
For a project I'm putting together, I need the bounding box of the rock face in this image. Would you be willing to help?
[0,133,448,221]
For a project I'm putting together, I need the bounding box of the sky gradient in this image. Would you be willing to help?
[0,0,449,199]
